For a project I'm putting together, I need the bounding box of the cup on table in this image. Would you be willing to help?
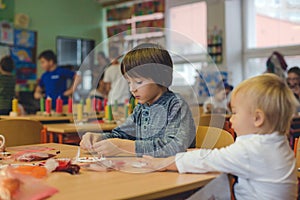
[0,135,10,162]
[0,135,5,152]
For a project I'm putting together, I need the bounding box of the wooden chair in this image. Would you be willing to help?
[199,106,204,115]
[199,114,227,129]
[0,119,43,147]
[196,126,234,149]
[294,137,299,156]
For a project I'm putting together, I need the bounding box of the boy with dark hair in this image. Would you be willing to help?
[34,50,80,108]
[0,56,16,115]
[81,43,195,157]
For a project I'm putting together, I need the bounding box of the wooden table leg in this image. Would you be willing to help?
[40,127,47,143]
[58,134,63,144]
[49,132,54,143]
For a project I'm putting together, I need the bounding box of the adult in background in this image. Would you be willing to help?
[92,51,109,89]
[103,46,130,105]
[266,51,288,80]
[287,66,300,101]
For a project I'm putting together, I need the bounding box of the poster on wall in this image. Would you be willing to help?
[15,63,36,82]
[0,21,14,45]
[10,47,33,63]
[14,29,35,48]
[0,45,10,58]
[196,71,228,98]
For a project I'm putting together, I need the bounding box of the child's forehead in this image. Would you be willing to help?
[125,76,150,81]
[230,92,243,104]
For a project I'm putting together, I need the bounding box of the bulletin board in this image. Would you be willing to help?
[197,71,229,98]
[0,20,37,92]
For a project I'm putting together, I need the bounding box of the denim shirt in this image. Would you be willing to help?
[102,90,196,157]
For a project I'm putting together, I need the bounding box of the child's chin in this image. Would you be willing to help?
[137,100,145,104]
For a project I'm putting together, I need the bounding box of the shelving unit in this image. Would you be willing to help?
[207,28,223,64]
[103,0,165,56]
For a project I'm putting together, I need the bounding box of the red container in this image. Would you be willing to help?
[68,97,72,113]
[56,97,63,113]
[45,97,52,114]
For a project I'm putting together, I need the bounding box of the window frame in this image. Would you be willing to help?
[165,0,208,88]
[165,0,208,64]
[242,0,300,79]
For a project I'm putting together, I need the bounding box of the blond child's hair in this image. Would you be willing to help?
[231,73,299,135]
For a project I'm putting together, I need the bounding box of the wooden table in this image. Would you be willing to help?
[43,123,118,144]
[0,115,73,123]
[0,113,104,124]
[7,143,218,200]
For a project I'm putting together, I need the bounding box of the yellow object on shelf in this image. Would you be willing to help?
[85,98,91,113]
[12,98,18,113]
[77,104,83,121]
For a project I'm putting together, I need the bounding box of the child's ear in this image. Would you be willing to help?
[253,109,265,127]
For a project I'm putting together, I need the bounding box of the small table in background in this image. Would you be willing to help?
[42,122,117,144]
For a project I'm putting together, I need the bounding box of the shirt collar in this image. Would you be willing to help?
[141,90,173,108]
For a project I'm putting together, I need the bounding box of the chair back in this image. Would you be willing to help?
[199,114,227,129]
[0,119,43,147]
[196,126,234,149]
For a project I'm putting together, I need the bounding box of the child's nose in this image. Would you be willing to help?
[130,84,137,92]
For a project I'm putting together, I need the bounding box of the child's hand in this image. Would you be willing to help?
[141,155,177,172]
[92,139,123,156]
[63,89,73,97]
[34,92,44,100]
[80,132,102,150]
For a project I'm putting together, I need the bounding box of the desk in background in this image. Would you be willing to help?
[0,113,104,124]
[42,122,118,144]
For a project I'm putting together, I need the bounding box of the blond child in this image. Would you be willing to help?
[144,74,298,199]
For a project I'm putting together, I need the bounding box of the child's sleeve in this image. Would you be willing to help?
[101,108,137,140]
[103,67,112,83]
[135,99,196,157]
[61,68,75,79]
[175,141,251,178]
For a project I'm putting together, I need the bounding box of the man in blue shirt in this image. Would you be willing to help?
[34,50,80,107]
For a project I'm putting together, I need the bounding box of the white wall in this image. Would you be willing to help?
[207,0,243,86]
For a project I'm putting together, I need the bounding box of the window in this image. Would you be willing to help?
[245,56,300,79]
[247,0,300,48]
[166,0,207,87]
[168,1,207,54]
[243,0,300,79]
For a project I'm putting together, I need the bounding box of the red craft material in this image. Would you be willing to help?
[45,97,52,114]
[68,97,72,113]
[92,98,97,112]
[97,99,102,112]
[56,97,63,113]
